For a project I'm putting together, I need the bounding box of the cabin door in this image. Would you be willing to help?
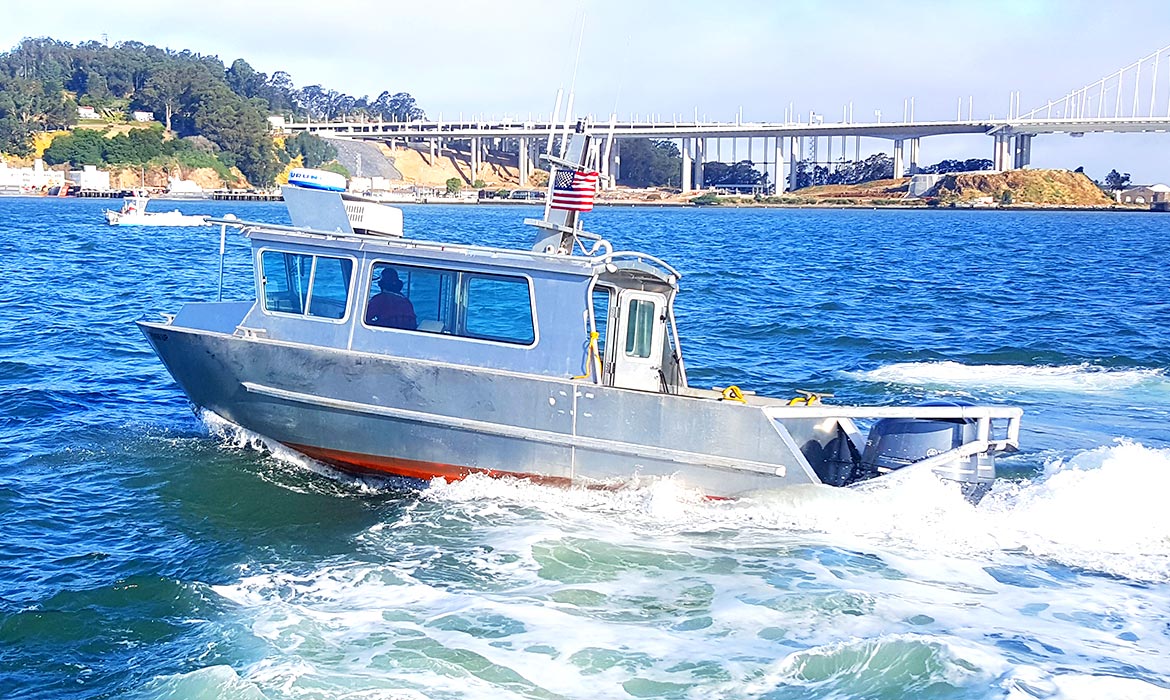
[611,290,667,392]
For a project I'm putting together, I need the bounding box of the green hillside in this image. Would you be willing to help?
[0,37,423,185]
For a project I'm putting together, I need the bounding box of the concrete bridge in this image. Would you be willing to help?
[279,44,1170,192]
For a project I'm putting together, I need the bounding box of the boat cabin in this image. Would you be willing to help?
[195,215,687,396]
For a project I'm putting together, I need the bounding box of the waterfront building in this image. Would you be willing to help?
[67,165,111,191]
[0,158,65,192]
[1118,183,1170,204]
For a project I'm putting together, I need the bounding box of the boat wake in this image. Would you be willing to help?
[844,361,1167,394]
[421,441,1170,584]
[193,441,1170,700]
[197,409,390,496]
[196,402,1170,584]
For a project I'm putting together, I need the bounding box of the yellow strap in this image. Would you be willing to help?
[572,331,602,381]
[789,390,830,406]
[721,385,747,403]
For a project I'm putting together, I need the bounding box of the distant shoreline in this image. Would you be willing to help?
[2,192,1160,213]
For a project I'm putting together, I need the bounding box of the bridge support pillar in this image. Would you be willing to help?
[992,133,1015,171]
[1013,134,1032,169]
[695,138,705,190]
[518,137,529,187]
[788,136,799,192]
[613,139,621,183]
[774,136,785,194]
[908,137,920,175]
[681,138,692,193]
[601,137,620,189]
[471,137,480,183]
[893,139,905,179]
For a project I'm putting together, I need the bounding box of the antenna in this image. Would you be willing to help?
[559,7,587,159]
[545,88,564,154]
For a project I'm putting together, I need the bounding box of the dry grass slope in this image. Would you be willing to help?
[931,170,1113,206]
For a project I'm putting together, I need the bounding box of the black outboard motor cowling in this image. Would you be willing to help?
[859,401,994,498]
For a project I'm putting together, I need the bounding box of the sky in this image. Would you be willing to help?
[2,0,1169,181]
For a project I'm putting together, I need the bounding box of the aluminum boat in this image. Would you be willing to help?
[138,124,1021,499]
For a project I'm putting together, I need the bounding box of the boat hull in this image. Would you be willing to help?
[138,321,819,498]
[105,211,208,226]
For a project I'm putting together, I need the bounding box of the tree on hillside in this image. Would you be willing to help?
[617,139,681,188]
[295,85,328,120]
[137,63,211,131]
[43,128,107,166]
[704,160,767,188]
[792,153,894,189]
[1104,169,1131,191]
[226,58,265,99]
[0,73,75,150]
[372,91,424,122]
[285,132,337,168]
[260,71,296,112]
[920,158,993,174]
[0,37,428,183]
[192,84,279,185]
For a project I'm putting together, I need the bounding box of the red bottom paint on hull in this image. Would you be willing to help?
[283,443,731,499]
[285,442,573,487]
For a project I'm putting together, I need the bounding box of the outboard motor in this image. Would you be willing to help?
[860,401,995,499]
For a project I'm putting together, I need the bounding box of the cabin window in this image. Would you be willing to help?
[307,256,354,319]
[464,275,535,344]
[624,298,656,358]
[260,250,354,320]
[365,261,535,345]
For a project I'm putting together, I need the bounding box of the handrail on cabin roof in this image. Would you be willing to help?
[204,217,680,284]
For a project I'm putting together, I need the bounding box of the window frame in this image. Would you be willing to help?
[256,247,357,324]
[361,258,540,349]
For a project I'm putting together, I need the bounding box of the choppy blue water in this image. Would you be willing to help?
[2,197,1170,699]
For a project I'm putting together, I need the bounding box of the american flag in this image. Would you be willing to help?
[550,168,599,212]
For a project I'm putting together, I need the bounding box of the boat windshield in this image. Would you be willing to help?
[260,250,355,320]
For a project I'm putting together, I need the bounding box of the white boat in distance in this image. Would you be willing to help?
[138,124,1022,500]
[104,192,208,226]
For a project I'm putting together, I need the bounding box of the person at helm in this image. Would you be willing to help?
[365,267,417,329]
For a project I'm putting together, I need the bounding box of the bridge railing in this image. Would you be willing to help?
[1019,44,1170,121]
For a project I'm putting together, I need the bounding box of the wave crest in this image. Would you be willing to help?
[845,361,1166,393]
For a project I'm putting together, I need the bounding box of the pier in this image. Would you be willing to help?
[209,191,283,201]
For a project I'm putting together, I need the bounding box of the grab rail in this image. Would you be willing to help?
[763,404,1023,451]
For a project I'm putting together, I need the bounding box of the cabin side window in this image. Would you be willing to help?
[260,250,354,320]
[464,275,535,344]
[624,298,656,358]
[365,261,536,346]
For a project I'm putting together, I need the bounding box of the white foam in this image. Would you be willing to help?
[204,449,1170,698]
[198,409,388,495]
[844,361,1166,394]
[418,444,1170,583]
[132,665,268,700]
[979,440,1170,582]
[731,633,1008,697]
[1047,674,1170,700]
